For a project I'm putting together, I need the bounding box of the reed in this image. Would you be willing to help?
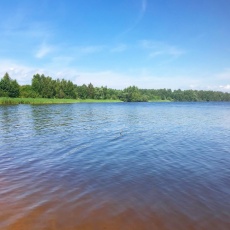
[0,97,122,105]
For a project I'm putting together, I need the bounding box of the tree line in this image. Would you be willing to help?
[1,72,230,102]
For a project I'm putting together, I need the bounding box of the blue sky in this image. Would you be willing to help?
[0,0,230,91]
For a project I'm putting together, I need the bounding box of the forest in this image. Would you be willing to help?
[1,72,230,102]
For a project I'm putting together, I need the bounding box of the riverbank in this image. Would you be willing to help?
[0,97,173,105]
[149,99,172,102]
[0,97,122,105]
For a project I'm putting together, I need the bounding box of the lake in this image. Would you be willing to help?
[0,102,230,230]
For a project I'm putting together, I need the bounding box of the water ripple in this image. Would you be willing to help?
[0,103,230,229]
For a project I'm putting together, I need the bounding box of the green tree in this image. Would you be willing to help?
[0,73,20,97]
[119,86,147,102]
[87,83,95,99]
[77,84,88,99]
[20,85,38,98]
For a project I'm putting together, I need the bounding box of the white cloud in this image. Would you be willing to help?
[1,59,230,92]
[71,71,204,90]
[0,60,171,89]
[72,71,132,89]
[219,85,230,90]
[35,42,54,58]
[0,60,44,85]
[140,40,185,58]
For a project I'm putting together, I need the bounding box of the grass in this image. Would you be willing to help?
[148,99,172,102]
[0,97,172,105]
[0,97,122,105]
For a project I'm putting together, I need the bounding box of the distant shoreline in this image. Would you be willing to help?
[0,97,173,105]
[0,97,122,105]
[1,73,230,102]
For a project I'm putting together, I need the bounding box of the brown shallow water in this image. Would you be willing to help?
[0,103,230,229]
[1,181,228,230]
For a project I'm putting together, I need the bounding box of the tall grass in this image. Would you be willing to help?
[0,97,122,105]
[148,99,172,102]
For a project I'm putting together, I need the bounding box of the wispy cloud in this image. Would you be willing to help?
[0,4,53,40]
[216,68,230,80]
[51,56,74,66]
[77,45,105,54]
[35,42,54,58]
[110,44,127,53]
[140,40,185,58]
[141,0,147,15]
[116,0,148,38]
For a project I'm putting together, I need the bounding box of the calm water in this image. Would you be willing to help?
[0,102,230,230]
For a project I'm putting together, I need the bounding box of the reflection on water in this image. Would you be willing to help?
[0,102,230,230]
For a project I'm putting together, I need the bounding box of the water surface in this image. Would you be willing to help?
[0,102,230,230]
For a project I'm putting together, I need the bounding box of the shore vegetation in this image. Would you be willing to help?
[0,97,122,105]
[1,72,230,104]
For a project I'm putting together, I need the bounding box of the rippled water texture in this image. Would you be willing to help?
[0,102,230,230]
